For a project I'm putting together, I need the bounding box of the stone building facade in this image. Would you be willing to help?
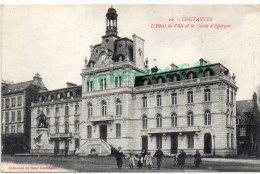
[30,7,238,157]
[1,73,47,154]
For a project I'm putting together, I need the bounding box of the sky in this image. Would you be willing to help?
[1,4,260,100]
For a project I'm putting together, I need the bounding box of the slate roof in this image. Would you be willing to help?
[2,80,34,95]
[237,100,252,113]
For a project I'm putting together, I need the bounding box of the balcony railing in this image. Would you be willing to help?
[148,126,201,134]
[88,115,114,123]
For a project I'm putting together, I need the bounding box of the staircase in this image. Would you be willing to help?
[75,139,111,156]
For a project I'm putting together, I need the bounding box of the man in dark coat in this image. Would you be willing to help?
[153,147,164,170]
[115,146,125,169]
[141,149,147,167]
[194,150,202,167]
[64,144,69,158]
[178,150,187,169]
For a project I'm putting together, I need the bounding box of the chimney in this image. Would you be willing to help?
[171,63,179,70]
[33,73,42,84]
[90,45,94,53]
[199,58,207,66]
[151,66,158,73]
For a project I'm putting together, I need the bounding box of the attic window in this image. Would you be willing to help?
[119,44,122,47]
[106,39,109,42]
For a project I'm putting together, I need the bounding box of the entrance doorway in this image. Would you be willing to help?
[54,139,60,154]
[142,136,148,152]
[171,134,178,154]
[204,133,212,154]
[75,139,80,150]
[100,125,107,142]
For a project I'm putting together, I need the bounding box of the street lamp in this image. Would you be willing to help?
[213,135,216,157]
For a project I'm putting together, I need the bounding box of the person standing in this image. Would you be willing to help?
[115,146,125,169]
[178,150,187,169]
[141,149,147,167]
[144,152,153,170]
[194,150,202,168]
[153,147,164,170]
[64,144,69,158]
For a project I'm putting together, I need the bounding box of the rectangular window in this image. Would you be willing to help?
[18,96,22,106]
[1,99,4,109]
[231,90,234,105]
[116,104,122,116]
[87,81,94,92]
[5,126,9,134]
[240,127,246,136]
[231,134,234,149]
[156,135,162,148]
[115,76,122,88]
[17,110,22,121]
[227,133,230,148]
[11,125,15,134]
[75,105,79,115]
[100,78,107,90]
[11,111,15,122]
[227,87,229,103]
[187,134,194,148]
[87,126,92,138]
[116,124,121,137]
[204,89,211,102]
[5,98,10,108]
[172,93,177,105]
[11,97,16,107]
[188,91,193,103]
[5,112,9,122]
[17,125,21,133]
[142,97,147,108]
[157,95,162,106]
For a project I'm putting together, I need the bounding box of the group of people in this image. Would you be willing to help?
[114,146,202,170]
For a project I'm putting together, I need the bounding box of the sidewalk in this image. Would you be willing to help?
[203,158,260,164]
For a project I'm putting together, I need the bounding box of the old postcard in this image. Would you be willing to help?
[1,3,260,173]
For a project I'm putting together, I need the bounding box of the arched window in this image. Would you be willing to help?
[156,95,162,106]
[172,74,180,82]
[142,96,147,108]
[87,125,92,138]
[204,89,211,102]
[172,93,177,105]
[87,102,93,118]
[204,110,211,125]
[157,76,165,84]
[204,68,214,77]
[187,91,193,103]
[75,120,80,133]
[156,114,162,128]
[187,72,197,79]
[116,123,121,137]
[101,100,107,116]
[171,113,177,127]
[143,79,149,86]
[65,105,69,116]
[142,115,148,129]
[64,122,69,133]
[187,112,194,126]
[115,99,122,116]
[55,122,59,133]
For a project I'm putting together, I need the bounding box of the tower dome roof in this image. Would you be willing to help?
[107,7,117,14]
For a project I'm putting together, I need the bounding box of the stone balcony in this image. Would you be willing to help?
[148,126,201,134]
[88,115,114,124]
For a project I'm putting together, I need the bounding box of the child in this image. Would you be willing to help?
[137,156,143,169]
[144,152,153,170]
[125,153,138,170]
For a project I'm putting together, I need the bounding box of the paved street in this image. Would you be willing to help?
[1,155,260,172]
